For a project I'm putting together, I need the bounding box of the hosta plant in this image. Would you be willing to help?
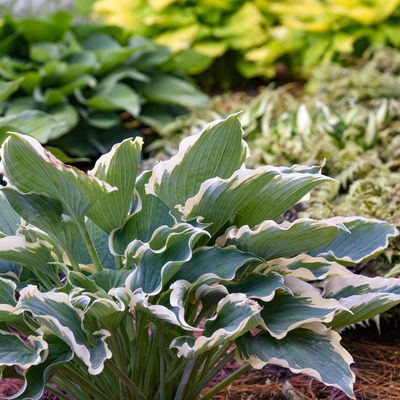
[0,115,399,400]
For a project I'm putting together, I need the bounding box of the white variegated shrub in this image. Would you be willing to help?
[0,115,399,400]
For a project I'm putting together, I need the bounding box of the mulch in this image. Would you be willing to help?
[2,311,400,400]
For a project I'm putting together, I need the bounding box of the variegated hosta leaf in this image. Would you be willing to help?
[234,171,334,229]
[0,236,59,283]
[0,278,28,330]
[1,188,79,260]
[259,276,347,339]
[225,272,292,302]
[0,192,20,236]
[171,293,261,358]
[146,114,248,215]
[6,333,73,400]
[178,167,279,237]
[129,284,199,331]
[13,286,112,374]
[309,217,398,265]
[110,170,174,256]
[0,133,115,221]
[125,224,208,295]
[193,284,229,313]
[171,245,262,292]
[263,254,351,281]
[89,270,131,293]
[0,330,47,369]
[235,323,355,399]
[87,137,143,234]
[74,218,115,269]
[324,274,400,329]
[217,219,343,261]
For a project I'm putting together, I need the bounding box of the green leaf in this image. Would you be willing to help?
[235,172,334,229]
[0,133,115,221]
[141,75,209,108]
[146,114,248,214]
[309,217,398,265]
[0,110,65,143]
[110,170,174,256]
[179,167,279,236]
[0,192,21,236]
[125,224,208,295]
[0,330,47,369]
[1,188,79,261]
[171,293,261,358]
[0,78,24,103]
[48,104,79,139]
[264,254,351,281]
[13,286,112,374]
[87,137,143,234]
[324,274,400,329]
[75,82,140,117]
[44,147,90,164]
[258,276,345,339]
[235,323,355,399]
[218,219,342,261]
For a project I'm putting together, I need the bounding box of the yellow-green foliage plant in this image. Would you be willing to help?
[0,115,399,400]
[92,0,400,80]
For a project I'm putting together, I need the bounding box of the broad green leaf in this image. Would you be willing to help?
[171,245,262,292]
[141,75,209,108]
[217,219,342,261]
[0,110,65,143]
[178,167,279,236]
[48,104,79,139]
[5,98,41,117]
[146,115,248,213]
[0,330,47,369]
[235,323,355,399]
[13,285,112,374]
[309,217,398,265]
[7,334,73,400]
[80,110,120,129]
[0,133,115,221]
[0,236,58,283]
[125,224,208,295]
[75,82,140,117]
[235,172,334,228]
[0,192,20,236]
[225,272,291,302]
[59,74,97,96]
[44,147,90,164]
[0,78,23,103]
[0,278,27,329]
[258,276,346,339]
[33,87,67,108]
[90,270,131,292]
[324,274,400,329]
[1,188,79,261]
[171,293,261,358]
[87,137,143,234]
[98,66,150,88]
[110,170,174,256]
[263,254,351,281]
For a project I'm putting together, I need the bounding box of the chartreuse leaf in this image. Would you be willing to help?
[171,293,261,358]
[258,276,346,339]
[7,334,73,400]
[263,254,351,281]
[217,219,342,261]
[0,236,58,283]
[0,330,47,369]
[1,188,79,264]
[324,274,400,329]
[125,224,208,295]
[309,217,398,265]
[0,133,115,221]
[13,286,111,374]
[235,172,334,228]
[171,245,262,292]
[110,170,174,256]
[235,323,355,399]
[146,114,248,214]
[87,137,143,234]
[178,167,279,236]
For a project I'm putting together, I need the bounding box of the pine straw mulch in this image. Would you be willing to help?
[1,313,400,400]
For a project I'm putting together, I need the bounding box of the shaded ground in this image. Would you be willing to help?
[1,309,400,400]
